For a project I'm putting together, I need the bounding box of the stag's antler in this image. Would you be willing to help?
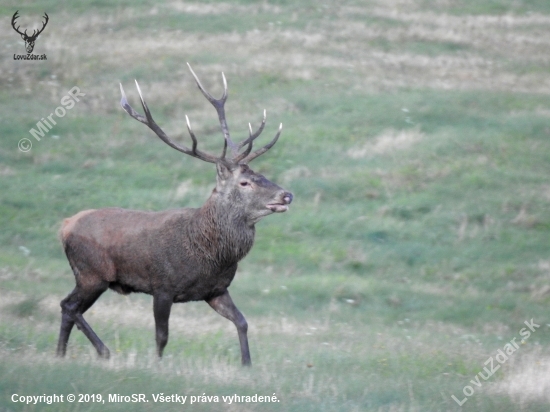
[11,11,49,40]
[186,64,283,164]
[120,64,283,164]
[11,11,25,37]
[30,12,49,40]
[186,64,233,160]
[120,81,219,163]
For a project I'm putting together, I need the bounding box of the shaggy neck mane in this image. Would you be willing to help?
[186,194,256,267]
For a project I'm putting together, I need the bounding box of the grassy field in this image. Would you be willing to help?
[2,0,550,410]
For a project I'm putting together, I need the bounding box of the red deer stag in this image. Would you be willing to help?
[56,64,293,366]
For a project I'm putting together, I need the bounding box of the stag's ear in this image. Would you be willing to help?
[216,160,234,181]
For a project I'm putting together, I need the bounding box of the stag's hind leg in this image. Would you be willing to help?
[207,291,251,366]
[57,280,109,358]
[58,236,114,359]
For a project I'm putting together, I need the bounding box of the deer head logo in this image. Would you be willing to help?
[11,11,49,54]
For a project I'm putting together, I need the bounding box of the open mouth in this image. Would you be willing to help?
[266,204,289,213]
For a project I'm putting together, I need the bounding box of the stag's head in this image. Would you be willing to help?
[120,64,293,225]
[213,161,293,224]
[11,11,49,54]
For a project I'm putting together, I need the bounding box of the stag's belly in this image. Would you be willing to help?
[172,263,238,302]
[110,249,239,302]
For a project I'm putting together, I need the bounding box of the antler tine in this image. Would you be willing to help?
[241,123,283,164]
[119,81,218,164]
[233,110,267,163]
[34,12,49,38]
[184,115,199,154]
[237,109,267,150]
[232,124,255,164]
[186,63,228,105]
[119,82,147,124]
[187,63,237,159]
[11,11,25,36]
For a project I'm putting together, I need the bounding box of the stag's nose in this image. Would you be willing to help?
[282,192,293,205]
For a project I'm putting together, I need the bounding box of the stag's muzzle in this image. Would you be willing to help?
[267,191,293,213]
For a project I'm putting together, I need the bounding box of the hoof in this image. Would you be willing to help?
[98,347,110,359]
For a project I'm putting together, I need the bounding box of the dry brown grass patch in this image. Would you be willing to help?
[348,128,424,158]
[491,352,550,404]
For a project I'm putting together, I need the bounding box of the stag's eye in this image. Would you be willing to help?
[240,181,250,187]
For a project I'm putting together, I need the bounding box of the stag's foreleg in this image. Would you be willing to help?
[57,281,109,358]
[153,292,173,358]
[207,291,251,366]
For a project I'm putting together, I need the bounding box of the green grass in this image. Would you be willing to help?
[421,0,550,14]
[2,0,550,411]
